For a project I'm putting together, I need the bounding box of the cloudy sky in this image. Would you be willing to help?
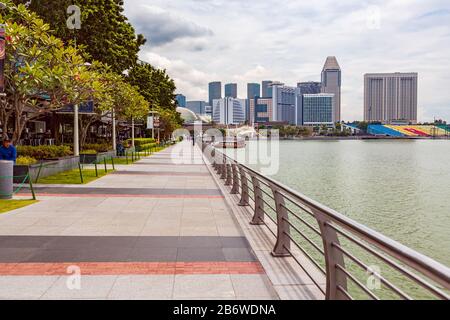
[123,0,450,122]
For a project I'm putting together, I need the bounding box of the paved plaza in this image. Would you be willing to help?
[0,142,323,300]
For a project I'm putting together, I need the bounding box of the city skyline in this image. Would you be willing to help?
[124,0,450,122]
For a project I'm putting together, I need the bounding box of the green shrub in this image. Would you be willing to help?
[127,138,156,147]
[80,149,98,155]
[136,143,157,152]
[16,156,38,166]
[17,145,72,159]
[83,143,112,153]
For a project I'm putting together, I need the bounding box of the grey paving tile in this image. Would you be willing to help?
[173,275,235,299]
[41,276,117,300]
[223,248,257,262]
[0,276,60,300]
[108,275,174,300]
[0,248,37,263]
[126,247,178,262]
[135,237,180,248]
[230,275,278,298]
[177,237,222,248]
[220,237,251,248]
[177,248,226,262]
[0,236,54,249]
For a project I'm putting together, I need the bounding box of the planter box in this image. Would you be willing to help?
[13,156,80,183]
[79,151,115,164]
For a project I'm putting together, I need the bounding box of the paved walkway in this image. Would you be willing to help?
[0,142,279,300]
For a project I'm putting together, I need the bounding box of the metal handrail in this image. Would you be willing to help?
[204,143,450,300]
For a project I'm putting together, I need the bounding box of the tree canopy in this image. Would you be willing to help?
[0,1,148,143]
[12,0,146,73]
[127,63,183,138]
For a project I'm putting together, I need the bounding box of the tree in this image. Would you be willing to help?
[77,64,148,148]
[0,2,102,143]
[13,0,146,74]
[127,63,182,138]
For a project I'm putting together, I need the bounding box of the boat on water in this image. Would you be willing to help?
[214,138,246,149]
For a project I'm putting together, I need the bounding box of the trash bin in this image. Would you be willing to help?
[0,160,13,200]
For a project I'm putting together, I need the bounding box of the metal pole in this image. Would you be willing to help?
[131,117,135,149]
[112,108,117,152]
[74,104,79,156]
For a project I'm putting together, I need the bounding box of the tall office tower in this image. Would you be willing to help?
[209,81,222,106]
[224,83,238,98]
[175,94,186,108]
[212,98,246,125]
[262,81,273,98]
[186,101,207,114]
[297,82,321,94]
[364,73,418,124]
[302,94,335,127]
[247,83,261,99]
[321,56,342,122]
[272,83,297,125]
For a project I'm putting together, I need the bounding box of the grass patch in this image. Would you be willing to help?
[37,169,110,185]
[105,157,137,165]
[0,200,37,214]
[106,147,170,165]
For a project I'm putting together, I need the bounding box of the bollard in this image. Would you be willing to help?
[0,161,13,200]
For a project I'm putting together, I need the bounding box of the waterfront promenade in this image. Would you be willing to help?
[0,142,321,300]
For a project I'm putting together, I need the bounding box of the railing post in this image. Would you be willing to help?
[220,154,227,180]
[314,212,348,300]
[238,167,249,207]
[271,188,291,257]
[250,176,265,225]
[230,164,239,194]
[225,163,232,186]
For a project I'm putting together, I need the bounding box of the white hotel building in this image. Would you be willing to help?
[212,97,246,125]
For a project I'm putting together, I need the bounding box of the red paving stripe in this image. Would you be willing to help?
[17,193,224,199]
[0,262,264,276]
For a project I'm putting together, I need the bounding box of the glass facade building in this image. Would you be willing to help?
[297,82,321,94]
[225,83,238,98]
[247,83,261,99]
[186,101,207,115]
[212,98,246,125]
[209,82,222,107]
[175,94,186,108]
[302,94,335,126]
[272,84,297,125]
[262,81,273,98]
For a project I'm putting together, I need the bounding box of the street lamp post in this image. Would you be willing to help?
[73,104,79,156]
[131,117,135,148]
[112,108,116,151]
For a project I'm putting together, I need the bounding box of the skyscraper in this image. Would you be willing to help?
[364,73,418,123]
[225,83,238,98]
[247,83,261,99]
[212,98,246,125]
[302,94,335,127]
[209,81,222,107]
[186,101,207,114]
[175,94,186,108]
[262,81,273,98]
[321,56,341,122]
[297,82,321,94]
[272,83,297,125]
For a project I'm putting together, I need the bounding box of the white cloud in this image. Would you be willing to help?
[126,0,450,121]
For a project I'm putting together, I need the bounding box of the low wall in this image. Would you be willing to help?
[14,156,80,183]
[80,151,115,164]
